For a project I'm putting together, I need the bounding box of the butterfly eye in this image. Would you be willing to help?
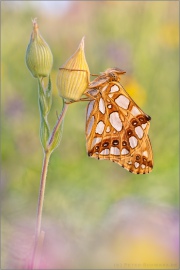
[109,72,116,79]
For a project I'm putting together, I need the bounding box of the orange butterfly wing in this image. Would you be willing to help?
[86,79,153,174]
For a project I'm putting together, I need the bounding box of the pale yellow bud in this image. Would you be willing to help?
[26,19,53,78]
[57,37,90,101]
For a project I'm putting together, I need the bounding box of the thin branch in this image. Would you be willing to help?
[30,101,68,269]
[30,151,50,269]
[48,101,69,146]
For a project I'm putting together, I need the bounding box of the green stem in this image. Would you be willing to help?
[30,150,51,269]
[48,101,69,147]
[30,100,68,269]
[36,151,51,237]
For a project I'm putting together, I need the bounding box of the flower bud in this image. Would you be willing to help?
[26,19,53,78]
[57,37,90,101]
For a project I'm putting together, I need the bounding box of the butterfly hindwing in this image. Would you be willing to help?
[85,69,153,174]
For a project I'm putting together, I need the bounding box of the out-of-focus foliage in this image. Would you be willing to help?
[1,1,179,269]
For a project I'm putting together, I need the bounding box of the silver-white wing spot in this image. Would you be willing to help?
[129,136,138,148]
[87,116,94,136]
[127,161,132,165]
[96,121,105,134]
[99,98,105,114]
[110,85,119,93]
[110,147,120,155]
[87,100,95,120]
[101,84,108,92]
[91,137,102,148]
[121,148,129,155]
[135,126,143,139]
[106,126,110,133]
[142,151,148,157]
[131,106,141,116]
[135,162,140,168]
[100,149,110,155]
[115,95,130,109]
[142,123,147,129]
[141,164,146,169]
[107,104,112,109]
[109,112,122,131]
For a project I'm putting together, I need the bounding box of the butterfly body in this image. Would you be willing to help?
[85,68,153,174]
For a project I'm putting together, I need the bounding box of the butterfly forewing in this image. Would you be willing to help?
[86,69,153,174]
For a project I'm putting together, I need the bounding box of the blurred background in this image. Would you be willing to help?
[1,1,179,269]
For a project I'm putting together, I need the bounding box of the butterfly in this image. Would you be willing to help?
[84,68,153,174]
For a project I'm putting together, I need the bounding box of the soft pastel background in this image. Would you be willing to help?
[1,1,179,269]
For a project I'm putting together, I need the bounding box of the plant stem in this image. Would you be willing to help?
[30,150,51,269]
[30,101,68,269]
[48,101,69,146]
[36,151,51,238]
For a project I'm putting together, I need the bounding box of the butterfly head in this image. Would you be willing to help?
[89,67,126,89]
[101,67,126,82]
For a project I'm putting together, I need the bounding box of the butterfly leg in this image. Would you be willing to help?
[64,96,93,105]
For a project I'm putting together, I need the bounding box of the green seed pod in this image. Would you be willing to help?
[57,37,90,101]
[26,19,53,78]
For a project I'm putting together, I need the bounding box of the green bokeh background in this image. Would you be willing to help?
[1,1,179,269]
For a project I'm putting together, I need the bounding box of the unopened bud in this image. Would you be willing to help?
[26,19,53,78]
[57,37,90,101]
